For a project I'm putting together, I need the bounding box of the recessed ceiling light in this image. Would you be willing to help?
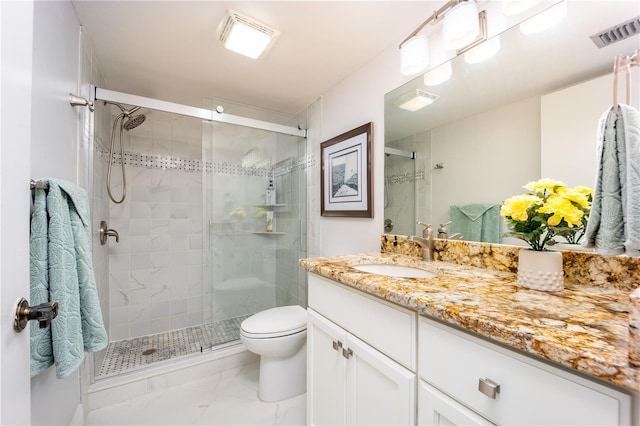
[219,10,280,59]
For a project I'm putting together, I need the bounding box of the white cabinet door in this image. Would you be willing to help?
[419,380,494,426]
[347,333,416,425]
[307,309,347,426]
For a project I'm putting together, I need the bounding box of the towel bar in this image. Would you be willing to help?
[30,180,48,190]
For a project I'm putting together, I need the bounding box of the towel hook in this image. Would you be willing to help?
[99,221,119,245]
[613,49,639,113]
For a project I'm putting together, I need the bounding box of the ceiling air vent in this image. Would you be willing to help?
[590,16,640,48]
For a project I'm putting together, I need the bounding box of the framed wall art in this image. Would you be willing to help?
[321,122,373,218]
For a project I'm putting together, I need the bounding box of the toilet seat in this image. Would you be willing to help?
[241,305,307,339]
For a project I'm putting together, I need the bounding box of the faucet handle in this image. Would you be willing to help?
[437,221,452,238]
[416,221,432,238]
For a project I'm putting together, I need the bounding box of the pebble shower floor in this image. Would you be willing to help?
[97,315,250,378]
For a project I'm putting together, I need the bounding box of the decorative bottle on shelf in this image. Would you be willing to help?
[266,179,276,205]
[266,211,274,232]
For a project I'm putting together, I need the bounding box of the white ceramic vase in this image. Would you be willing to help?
[517,249,564,291]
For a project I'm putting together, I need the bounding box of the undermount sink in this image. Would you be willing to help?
[351,264,437,278]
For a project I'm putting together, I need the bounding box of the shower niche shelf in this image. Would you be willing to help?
[253,204,286,209]
[253,203,287,234]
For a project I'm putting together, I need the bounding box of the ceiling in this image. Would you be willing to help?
[71,1,443,116]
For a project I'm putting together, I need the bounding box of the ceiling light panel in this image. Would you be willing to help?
[219,10,280,59]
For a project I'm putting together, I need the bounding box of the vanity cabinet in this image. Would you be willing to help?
[418,317,632,426]
[306,271,635,426]
[307,274,416,425]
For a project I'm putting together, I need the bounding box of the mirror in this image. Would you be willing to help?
[384,1,640,244]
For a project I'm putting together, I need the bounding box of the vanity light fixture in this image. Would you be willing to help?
[502,0,541,16]
[464,36,501,64]
[219,10,280,59]
[394,89,440,112]
[519,1,567,35]
[423,62,452,86]
[399,0,487,76]
[443,0,481,50]
[400,35,430,76]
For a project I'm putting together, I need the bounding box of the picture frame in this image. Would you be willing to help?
[321,122,373,218]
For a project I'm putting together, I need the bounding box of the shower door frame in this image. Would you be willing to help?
[94,88,307,138]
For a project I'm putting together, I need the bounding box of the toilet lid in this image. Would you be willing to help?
[241,305,307,337]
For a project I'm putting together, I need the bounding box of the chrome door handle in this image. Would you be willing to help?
[332,340,343,351]
[342,347,353,359]
[478,377,500,399]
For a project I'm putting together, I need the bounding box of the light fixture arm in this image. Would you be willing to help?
[399,0,464,49]
[456,10,488,55]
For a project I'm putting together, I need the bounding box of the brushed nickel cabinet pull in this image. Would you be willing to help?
[478,377,500,399]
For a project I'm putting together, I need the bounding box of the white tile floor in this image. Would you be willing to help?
[85,362,306,425]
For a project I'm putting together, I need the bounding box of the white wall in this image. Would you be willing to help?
[541,68,640,188]
[311,45,414,257]
[430,96,541,228]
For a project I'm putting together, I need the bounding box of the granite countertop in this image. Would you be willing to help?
[300,252,640,393]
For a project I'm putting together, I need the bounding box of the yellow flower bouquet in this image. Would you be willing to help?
[500,179,592,251]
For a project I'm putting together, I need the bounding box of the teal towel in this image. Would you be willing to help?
[583,104,640,256]
[450,204,501,243]
[30,179,108,378]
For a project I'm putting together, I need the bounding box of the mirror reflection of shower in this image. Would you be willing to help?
[105,101,147,204]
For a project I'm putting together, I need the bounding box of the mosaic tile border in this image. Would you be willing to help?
[97,315,249,379]
[96,143,314,177]
[387,170,425,184]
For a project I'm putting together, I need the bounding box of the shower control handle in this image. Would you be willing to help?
[100,220,119,245]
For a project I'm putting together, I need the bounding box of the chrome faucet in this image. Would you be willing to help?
[409,221,434,261]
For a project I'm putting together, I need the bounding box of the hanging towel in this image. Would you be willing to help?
[583,104,640,257]
[30,179,108,378]
[450,204,501,243]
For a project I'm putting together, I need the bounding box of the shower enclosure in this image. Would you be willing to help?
[91,90,307,380]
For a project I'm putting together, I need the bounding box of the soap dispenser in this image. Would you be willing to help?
[265,179,276,205]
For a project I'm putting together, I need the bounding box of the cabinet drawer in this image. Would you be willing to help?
[419,317,631,425]
[308,273,416,370]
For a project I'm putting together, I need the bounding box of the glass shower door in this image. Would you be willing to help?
[201,120,307,350]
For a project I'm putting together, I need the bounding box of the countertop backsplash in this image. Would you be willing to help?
[381,234,640,293]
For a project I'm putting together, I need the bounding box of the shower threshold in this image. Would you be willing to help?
[97,314,250,379]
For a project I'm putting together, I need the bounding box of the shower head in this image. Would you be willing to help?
[123,114,146,131]
[104,100,146,131]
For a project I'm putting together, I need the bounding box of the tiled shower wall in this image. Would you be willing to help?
[98,108,308,342]
[105,110,205,341]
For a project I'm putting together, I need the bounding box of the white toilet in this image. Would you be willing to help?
[240,305,307,402]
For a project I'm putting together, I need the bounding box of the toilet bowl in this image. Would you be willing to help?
[240,305,307,402]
